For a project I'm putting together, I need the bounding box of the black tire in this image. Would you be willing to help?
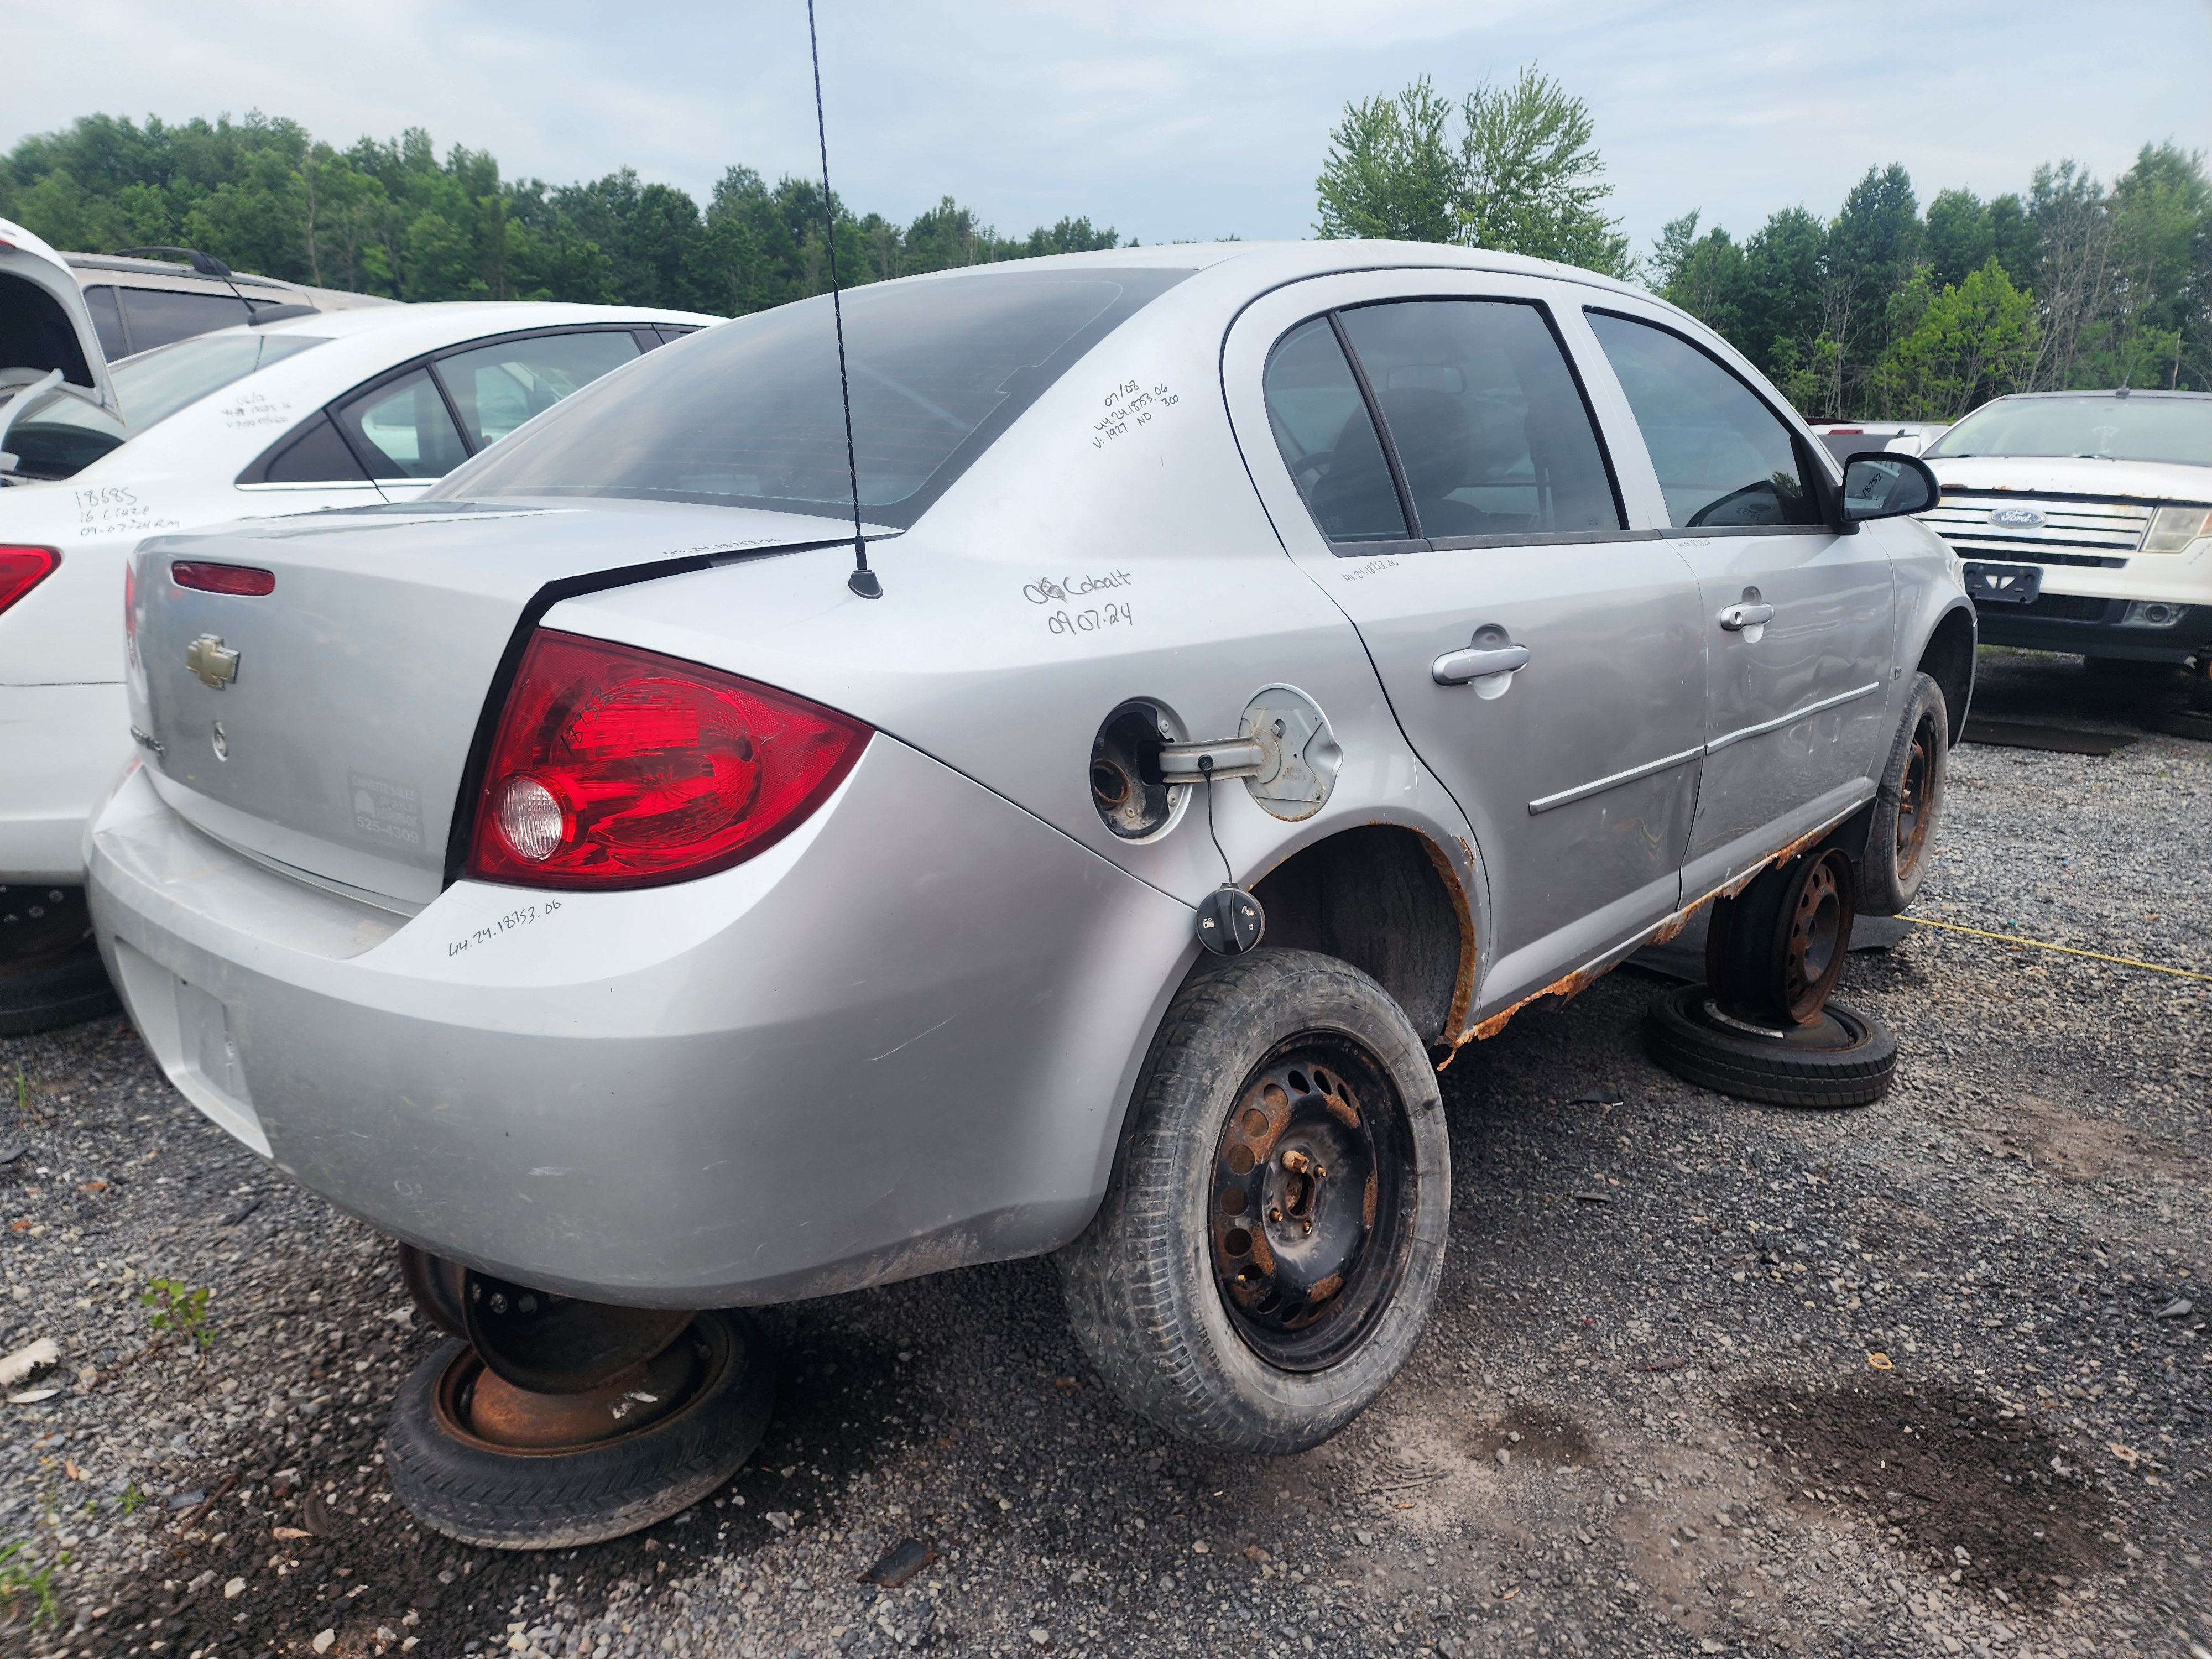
[385,1310,774,1549]
[1858,674,1948,916]
[1645,984,1896,1108]
[0,944,121,1037]
[1056,949,1448,1454]
[1705,849,1855,1025]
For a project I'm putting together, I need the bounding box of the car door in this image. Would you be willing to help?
[1243,276,1708,1012]
[1580,306,1896,897]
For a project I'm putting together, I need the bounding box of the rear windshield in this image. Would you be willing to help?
[113,330,327,429]
[430,267,1192,526]
[1926,395,2212,467]
[0,328,326,481]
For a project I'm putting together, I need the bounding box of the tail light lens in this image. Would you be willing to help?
[0,546,60,617]
[171,560,276,595]
[466,629,871,890]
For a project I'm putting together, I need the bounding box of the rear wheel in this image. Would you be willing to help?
[385,1309,774,1550]
[0,886,119,1036]
[1057,950,1448,1454]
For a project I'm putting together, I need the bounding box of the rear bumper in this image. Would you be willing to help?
[87,738,1193,1307]
[0,680,130,883]
[1971,598,2208,664]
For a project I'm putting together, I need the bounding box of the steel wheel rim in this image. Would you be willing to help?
[1208,1035,1413,1372]
[432,1316,727,1458]
[1782,854,1849,1023]
[1894,718,1935,878]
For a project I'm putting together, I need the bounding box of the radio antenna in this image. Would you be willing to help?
[807,0,880,599]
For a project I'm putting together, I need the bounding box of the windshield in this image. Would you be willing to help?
[1926,395,2212,466]
[0,328,327,482]
[432,267,1192,526]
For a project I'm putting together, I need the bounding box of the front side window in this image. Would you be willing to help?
[1261,317,1407,542]
[333,368,469,479]
[1587,311,1823,529]
[431,268,1191,526]
[433,330,641,450]
[117,288,252,356]
[1339,299,1621,539]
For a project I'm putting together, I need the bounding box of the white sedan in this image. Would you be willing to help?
[0,299,712,1023]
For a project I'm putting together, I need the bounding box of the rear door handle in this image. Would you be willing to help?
[1718,602,1775,632]
[1432,644,1531,685]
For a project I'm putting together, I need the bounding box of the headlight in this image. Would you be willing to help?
[2141,506,2212,552]
[2121,601,2189,628]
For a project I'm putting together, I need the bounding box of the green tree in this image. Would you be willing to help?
[1313,76,1459,243]
[0,109,1120,318]
[1872,258,2039,419]
[1455,65,1631,278]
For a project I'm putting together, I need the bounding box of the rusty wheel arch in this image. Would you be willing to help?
[1248,824,1477,1053]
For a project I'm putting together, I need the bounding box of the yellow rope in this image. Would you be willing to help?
[1906,916,2212,983]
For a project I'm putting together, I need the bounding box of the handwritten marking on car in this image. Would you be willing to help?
[219,390,295,431]
[1341,557,1401,583]
[1093,379,1178,448]
[1022,569,1134,606]
[1048,602,1134,639]
[72,484,182,541]
[446,900,561,959]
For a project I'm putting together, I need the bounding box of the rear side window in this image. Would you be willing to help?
[432,268,1192,526]
[117,288,252,354]
[1338,299,1621,539]
[1585,311,1822,529]
[258,411,370,483]
[1262,317,1407,542]
[432,330,641,450]
[333,368,469,479]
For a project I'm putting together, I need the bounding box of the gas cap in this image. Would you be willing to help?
[1237,686,1340,821]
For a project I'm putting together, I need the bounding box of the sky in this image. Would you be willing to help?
[11,0,2211,259]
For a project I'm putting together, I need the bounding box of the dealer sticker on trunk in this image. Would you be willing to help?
[348,772,424,848]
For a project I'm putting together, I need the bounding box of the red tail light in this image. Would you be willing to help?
[0,546,59,617]
[172,560,276,595]
[466,629,871,889]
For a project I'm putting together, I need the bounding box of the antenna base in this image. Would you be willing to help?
[848,567,883,600]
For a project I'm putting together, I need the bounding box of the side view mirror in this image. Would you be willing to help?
[1840,451,1939,523]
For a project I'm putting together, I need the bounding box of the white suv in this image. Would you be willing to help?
[1918,390,2211,684]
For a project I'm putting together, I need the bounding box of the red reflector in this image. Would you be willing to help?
[171,560,276,596]
[466,629,872,890]
[0,546,60,616]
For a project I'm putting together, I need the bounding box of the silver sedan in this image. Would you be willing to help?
[88,241,1971,1465]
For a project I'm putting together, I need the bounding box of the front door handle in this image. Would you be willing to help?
[1718,602,1775,632]
[1432,643,1531,686]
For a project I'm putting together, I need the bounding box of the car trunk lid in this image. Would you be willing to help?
[0,217,118,423]
[132,499,881,907]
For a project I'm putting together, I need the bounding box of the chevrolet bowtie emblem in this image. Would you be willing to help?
[186,633,241,689]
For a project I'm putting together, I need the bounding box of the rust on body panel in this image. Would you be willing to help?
[1452,798,1870,1049]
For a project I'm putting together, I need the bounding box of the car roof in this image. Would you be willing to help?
[1983,388,2212,403]
[231,300,719,355]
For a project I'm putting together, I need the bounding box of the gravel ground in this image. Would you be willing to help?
[1,647,2206,1659]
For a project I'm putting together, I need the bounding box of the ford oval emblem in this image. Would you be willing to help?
[1990,507,2046,529]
